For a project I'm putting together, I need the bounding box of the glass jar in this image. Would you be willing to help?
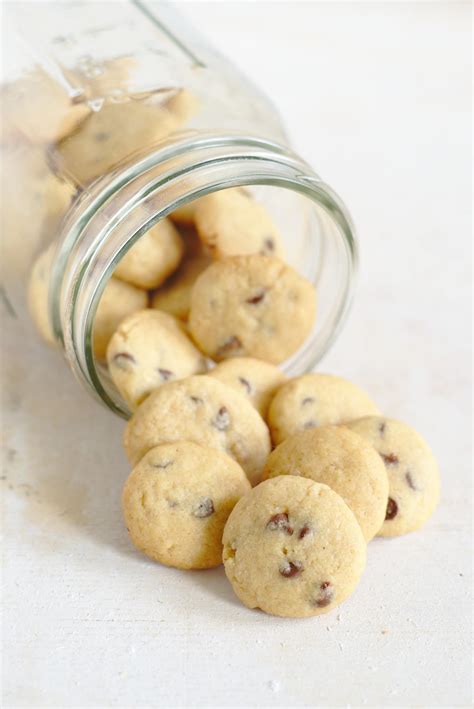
[1,0,357,418]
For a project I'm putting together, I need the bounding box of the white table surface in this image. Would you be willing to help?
[2,2,472,707]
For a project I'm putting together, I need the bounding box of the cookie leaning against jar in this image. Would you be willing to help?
[222,476,367,618]
[194,187,284,258]
[107,309,207,410]
[113,217,184,290]
[344,416,440,536]
[263,425,389,541]
[123,375,271,486]
[123,441,251,570]
[188,255,317,364]
[209,357,286,418]
[268,373,379,445]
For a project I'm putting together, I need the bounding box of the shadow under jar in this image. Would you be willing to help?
[1,0,357,418]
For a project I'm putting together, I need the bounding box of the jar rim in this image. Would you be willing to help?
[51,132,357,416]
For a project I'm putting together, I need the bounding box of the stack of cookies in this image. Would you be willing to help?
[29,187,440,618]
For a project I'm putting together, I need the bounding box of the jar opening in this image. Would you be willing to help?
[52,133,357,416]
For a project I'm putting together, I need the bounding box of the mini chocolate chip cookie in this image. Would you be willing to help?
[209,357,286,418]
[344,417,440,536]
[222,476,366,618]
[194,187,284,258]
[264,425,389,541]
[54,101,178,185]
[27,243,57,347]
[1,69,90,145]
[93,277,148,360]
[107,309,207,410]
[268,373,379,445]
[188,255,317,364]
[123,375,271,486]
[123,441,251,569]
[113,217,184,290]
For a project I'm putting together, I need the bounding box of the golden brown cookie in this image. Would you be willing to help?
[123,441,251,569]
[223,476,366,618]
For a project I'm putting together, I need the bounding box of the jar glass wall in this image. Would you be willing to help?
[1,1,357,415]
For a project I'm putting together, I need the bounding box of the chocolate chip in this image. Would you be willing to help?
[238,377,252,395]
[158,368,174,381]
[166,499,178,508]
[279,560,303,578]
[190,396,203,405]
[216,336,242,358]
[298,525,312,540]
[405,472,417,490]
[385,497,398,520]
[263,237,275,252]
[303,420,317,430]
[193,497,214,518]
[246,289,266,305]
[112,352,136,370]
[313,581,333,607]
[379,422,386,436]
[381,453,399,465]
[151,460,173,469]
[212,406,230,431]
[302,397,315,406]
[266,513,293,535]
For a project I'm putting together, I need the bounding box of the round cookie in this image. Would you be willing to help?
[1,69,90,145]
[268,373,379,445]
[123,441,251,569]
[54,101,178,184]
[123,375,271,486]
[113,217,184,289]
[222,476,366,618]
[169,201,199,226]
[151,251,212,320]
[209,357,286,418]
[263,425,389,541]
[107,309,207,410]
[188,255,317,364]
[344,417,440,537]
[93,277,148,360]
[194,187,284,258]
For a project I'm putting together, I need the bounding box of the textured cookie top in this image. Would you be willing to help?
[268,372,379,444]
[123,441,251,569]
[209,357,286,417]
[344,417,440,536]
[188,255,317,364]
[223,476,366,618]
[264,425,389,541]
[106,309,206,410]
[123,375,271,486]
[194,187,283,258]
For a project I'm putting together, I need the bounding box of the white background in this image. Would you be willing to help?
[2,2,472,707]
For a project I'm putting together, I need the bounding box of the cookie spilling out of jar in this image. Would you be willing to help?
[25,172,439,618]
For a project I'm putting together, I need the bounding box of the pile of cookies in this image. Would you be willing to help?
[122,370,439,618]
[27,176,439,619]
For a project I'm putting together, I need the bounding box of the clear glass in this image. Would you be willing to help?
[1,0,357,417]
